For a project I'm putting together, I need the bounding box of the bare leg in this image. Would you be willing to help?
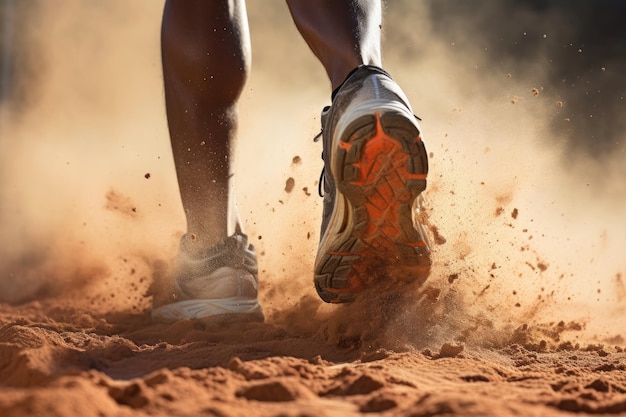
[286,0,383,91]
[162,0,250,254]
[156,0,426,313]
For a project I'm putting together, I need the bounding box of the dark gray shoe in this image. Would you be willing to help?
[314,65,432,303]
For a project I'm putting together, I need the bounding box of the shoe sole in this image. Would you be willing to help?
[152,297,264,323]
[314,101,431,303]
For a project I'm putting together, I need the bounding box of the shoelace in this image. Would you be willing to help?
[314,130,325,197]
[314,106,329,197]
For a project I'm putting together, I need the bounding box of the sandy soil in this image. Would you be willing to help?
[1,1,625,416]
[1,294,625,417]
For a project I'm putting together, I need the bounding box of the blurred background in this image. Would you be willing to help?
[0,1,624,341]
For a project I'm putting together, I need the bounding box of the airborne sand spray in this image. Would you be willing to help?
[382,1,626,344]
[0,1,623,345]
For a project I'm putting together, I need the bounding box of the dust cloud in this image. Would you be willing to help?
[0,0,624,348]
[381,0,626,345]
[0,1,181,310]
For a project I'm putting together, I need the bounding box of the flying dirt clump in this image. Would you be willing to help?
[284,177,295,193]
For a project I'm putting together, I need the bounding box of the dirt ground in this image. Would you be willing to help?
[1,292,625,417]
[1,1,625,416]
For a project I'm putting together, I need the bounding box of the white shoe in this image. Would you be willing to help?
[152,233,264,323]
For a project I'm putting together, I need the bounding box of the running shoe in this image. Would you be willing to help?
[152,233,264,322]
[314,65,432,303]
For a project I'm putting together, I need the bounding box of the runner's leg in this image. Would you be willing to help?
[162,0,250,255]
[286,0,382,90]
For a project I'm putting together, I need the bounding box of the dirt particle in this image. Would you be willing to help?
[144,173,151,179]
[438,342,464,359]
[228,357,243,371]
[511,208,519,219]
[478,284,491,296]
[531,88,540,96]
[430,225,447,245]
[105,189,139,218]
[292,155,302,165]
[285,177,295,193]
[308,355,328,365]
